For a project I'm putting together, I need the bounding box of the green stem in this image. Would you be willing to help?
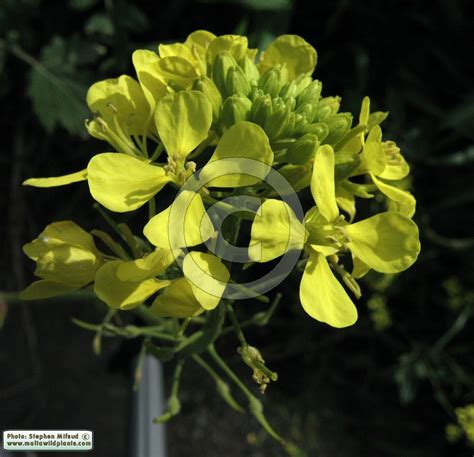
[225,301,247,347]
[208,344,284,443]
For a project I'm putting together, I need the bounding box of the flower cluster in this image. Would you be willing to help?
[22,31,420,328]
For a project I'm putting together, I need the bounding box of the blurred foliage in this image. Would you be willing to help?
[0,0,473,456]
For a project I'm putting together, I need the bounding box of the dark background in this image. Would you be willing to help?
[1,0,473,456]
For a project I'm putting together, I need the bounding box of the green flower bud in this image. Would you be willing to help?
[264,105,291,140]
[284,95,296,111]
[295,101,316,123]
[250,94,272,126]
[226,66,252,97]
[313,96,341,121]
[193,76,223,121]
[281,111,296,137]
[249,87,264,102]
[293,112,309,135]
[323,113,353,145]
[293,73,312,95]
[258,65,288,98]
[220,94,252,130]
[284,133,319,165]
[304,122,329,141]
[238,56,260,85]
[212,51,238,97]
[279,80,298,100]
[296,79,322,106]
[277,163,311,192]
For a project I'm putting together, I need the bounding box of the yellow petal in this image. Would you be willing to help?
[249,199,306,262]
[360,126,386,175]
[23,169,87,188]
[144,191,214,249]
[371,174,416,218]
[87,153,170,212]
[346,212,420,273]
[86,75,150,136]
[205,121,274,187]
[351,255,371,279]
[117,248,176,282]
[94,260,170,310]
[259,35,317,79]
[206,35,248,67]
[155,90,212,159]
[151,278,204,318]
[24,220,98,260]
[159,43,195,61]
[183,252,230,310]
[34,244,100,287]
[300,250,358,328]
[20,280,76,300]
[336,185,356,222]
[132,50,167,112]
[185,30,216,49]
[311,144,339,222]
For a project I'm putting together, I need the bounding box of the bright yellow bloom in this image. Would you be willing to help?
[250,144,420,327]
[21,221,103,300]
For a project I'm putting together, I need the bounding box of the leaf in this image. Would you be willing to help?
[27,36,91,136]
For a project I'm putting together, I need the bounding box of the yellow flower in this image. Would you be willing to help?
[250,145,420,327]
[21,221,103,300]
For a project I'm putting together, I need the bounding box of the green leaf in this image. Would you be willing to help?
[27,36,90,136]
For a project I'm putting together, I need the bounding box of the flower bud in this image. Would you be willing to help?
[249,87,264,102]
[323,113,353,145]
[220,94,252,130]
[293,112,309,135]
[296,79,322,106]
[258,65,288,98]
[193,76,223,121]
[249,94,272,126]
[284,133,319,165]
[226,66,252,96]
[313,96,341,121]
[304,122,329,141]
[279,80,298,100]
[277,164,311,192]
[295,101,316,123]
[264,105,291,140]
[212,51,238,97]
[238,56,260,85]
[293,73,312,95]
